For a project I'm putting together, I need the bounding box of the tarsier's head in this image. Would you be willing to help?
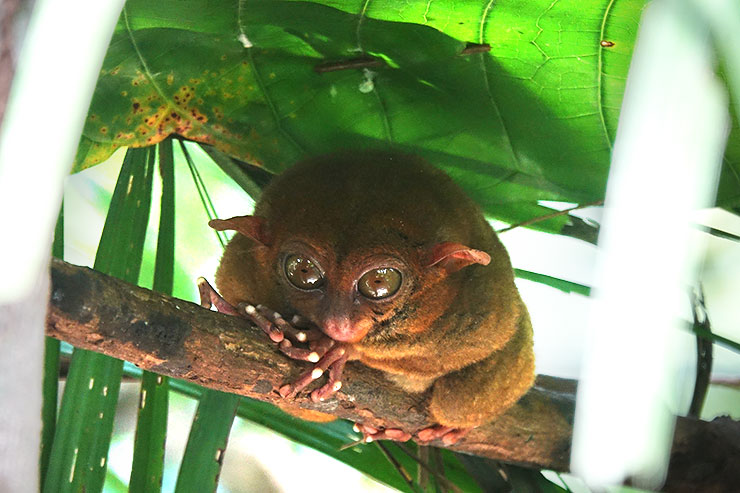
[211,151,503,344]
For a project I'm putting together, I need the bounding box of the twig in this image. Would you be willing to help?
[496,200,603,234]
[688,287,713,418]
[396,443,461,493]
[692,224,740,243]
[460,43,491,55]
[314,56,386,73]
[376,442,421,493]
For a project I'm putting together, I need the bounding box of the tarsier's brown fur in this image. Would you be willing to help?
[214,151,535,433]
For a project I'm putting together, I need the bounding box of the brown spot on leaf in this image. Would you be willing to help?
[600,40,615,47]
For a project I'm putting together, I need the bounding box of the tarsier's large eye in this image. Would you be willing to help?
[358,268,402,300]
[285,255,324,290]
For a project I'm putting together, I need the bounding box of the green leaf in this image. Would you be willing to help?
[153,139,176,295]
[514,268,591,296]
[44,148,154,492]
[130,372,170,492]
[75,0,671,233]
[129,139,175,492]
[43,351,124,493]
[174,389,241,492]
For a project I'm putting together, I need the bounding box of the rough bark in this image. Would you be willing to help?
[46,258,740,482]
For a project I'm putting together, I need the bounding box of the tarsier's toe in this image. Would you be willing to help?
[416,425,470,445]
[353,423,412,442]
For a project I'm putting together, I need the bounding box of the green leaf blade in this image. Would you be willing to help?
[130,139,175,492]
[174,390,241,493]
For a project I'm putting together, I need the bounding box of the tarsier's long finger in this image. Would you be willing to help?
[197,277,239,316]
[279,345,347,398]
[288,314,324,342]
[352,423,412,443]
[311,351,348,402]
[278,339,322,362]
[309,336,335,354]
[256,306,322,344]
[290,314,321,331]
[236,302,284,343]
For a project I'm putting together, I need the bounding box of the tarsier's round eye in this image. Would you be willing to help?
[284,255,324,290]
[358,268,402,300]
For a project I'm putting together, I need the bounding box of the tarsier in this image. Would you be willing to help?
[198,151,535,445]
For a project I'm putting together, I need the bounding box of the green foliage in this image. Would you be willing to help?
[76,0,704,235]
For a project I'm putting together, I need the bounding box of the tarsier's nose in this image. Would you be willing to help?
[322,315,367,343]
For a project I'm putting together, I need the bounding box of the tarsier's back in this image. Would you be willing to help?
[210,150,534,442]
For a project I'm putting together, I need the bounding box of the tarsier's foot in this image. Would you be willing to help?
[196,277,285,342]
[353,423,412,443]
[416,425,470,445]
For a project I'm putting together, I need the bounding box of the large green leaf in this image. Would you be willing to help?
[76,0,731,234]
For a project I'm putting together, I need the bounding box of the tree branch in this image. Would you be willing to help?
[46,258,740,483]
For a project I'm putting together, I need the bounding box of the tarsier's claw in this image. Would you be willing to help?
[416,425,470,445]
[353,423,412,442]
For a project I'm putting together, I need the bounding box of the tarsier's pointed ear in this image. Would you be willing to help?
[423,242,491,274]
[208,216,272,246]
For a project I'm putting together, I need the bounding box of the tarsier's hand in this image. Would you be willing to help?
[197,277,283,342]
[275,315,350,403]
[198,277,350,403]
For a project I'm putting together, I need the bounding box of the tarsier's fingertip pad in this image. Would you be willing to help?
[278,384,292,398]
[307,352,320,363]
[269,330,284,343]
[311,368,324,379]
[296,332,307,342]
